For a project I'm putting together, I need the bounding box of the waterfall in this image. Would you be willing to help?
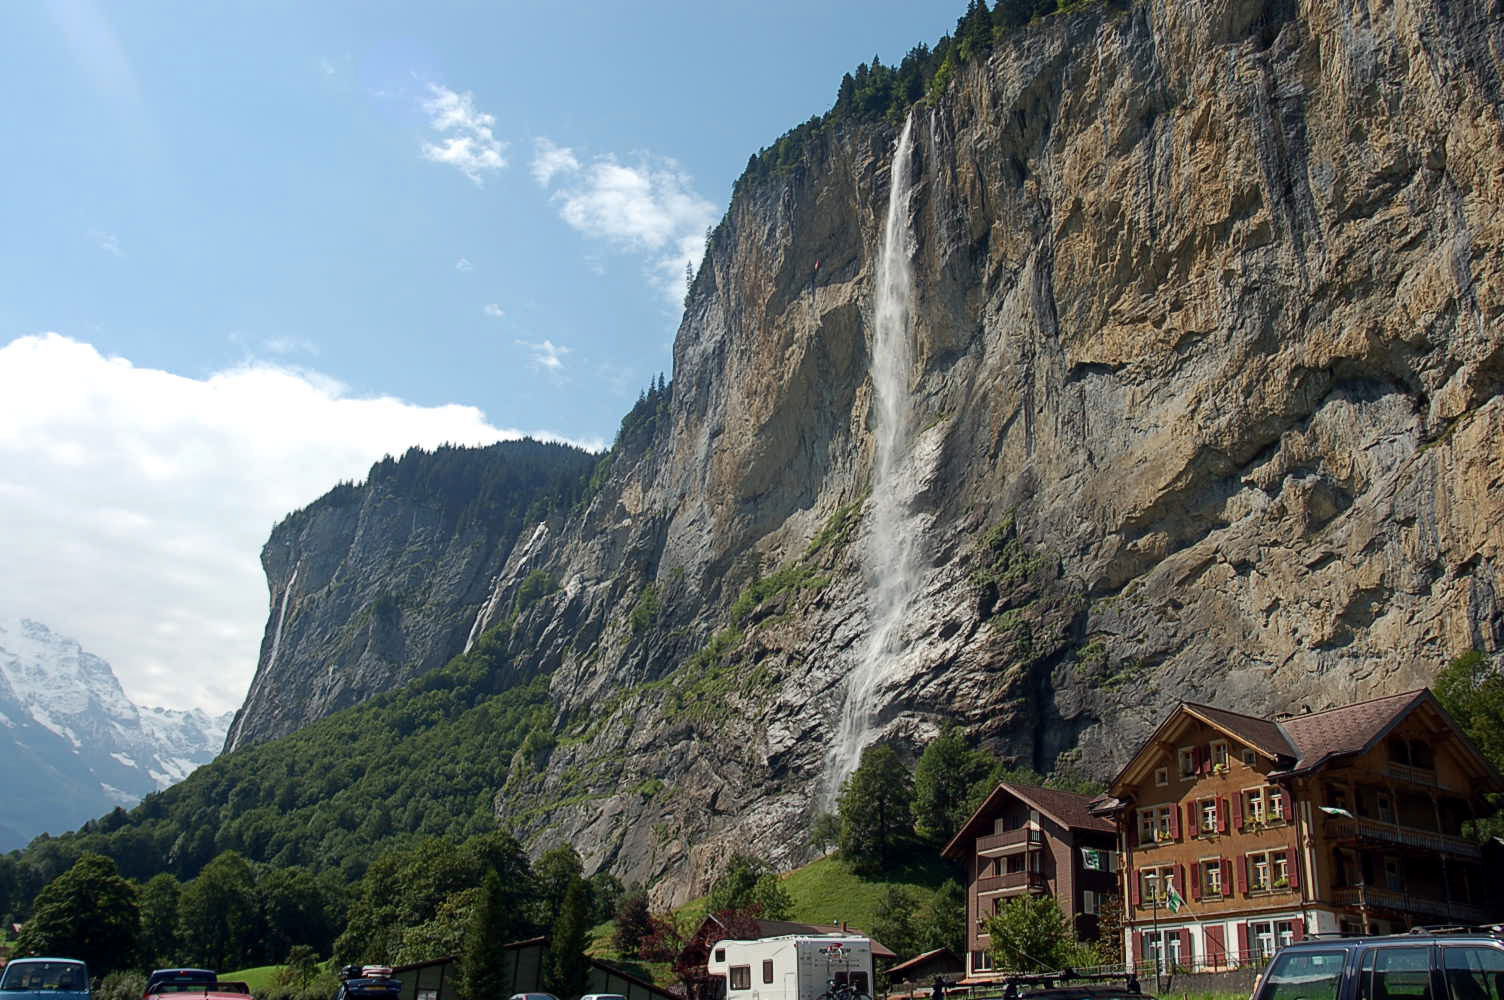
[821,113,922,806]
[265,563,300,675]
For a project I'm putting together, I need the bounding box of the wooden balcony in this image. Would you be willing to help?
[1333,887,1489,923]
[1384,762,1452,791]
[977,826,1042,855]
[1323,819,1481,860]
[978,871,1047,894]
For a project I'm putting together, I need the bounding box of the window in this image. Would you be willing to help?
[1254,950,1345,1000]
[1245,788,1266,824]
[1211,741,1229,768]
[1155,766,1169,787]
[1202,858,1223,897]
[1443,946,1504,1000]
[714,949,726,963]
[1140,865,1173,904]
[1268,788,1286,821]
[1083,889,1099,915]
[1368,947,1435,1000]
[972,951,993,972]
[729,967,751,991]
[1385,856,1404,892]
[1252,853,1271,891]
[1249,920,1278,959]
[1201,799,1219,833]
[1242,748,1258,767]
[1273,852,1290,888]
[762,960,774,984]
[1139,805,1173,843]
[1179,747,1197,779]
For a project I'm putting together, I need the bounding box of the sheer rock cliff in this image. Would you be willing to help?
[232,0,1504,901]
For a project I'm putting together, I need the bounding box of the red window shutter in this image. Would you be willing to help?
[1133,932,1144,964]
[1218,797,1230,834]
[1237,854,1249,894]
[1191,862,1202,900]
[1291,918,1305,942]
[1186,802,1196,836]
[1179,928,1192,962]
[1284,787,1296,817]
[1131,868,1141,906]
[1201,745,1212,774]
[1237,922,1250,959]
[1222,857,1232,893]
[1287,849,1300,889]
[1233,792,1244,829]
[1177,864,1186,898]
[1170,806,1180,840]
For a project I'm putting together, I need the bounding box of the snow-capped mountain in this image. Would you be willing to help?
[0,617,233,850]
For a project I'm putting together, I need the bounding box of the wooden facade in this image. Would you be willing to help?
[1093,690,1502,972]
[942,782,1118,980]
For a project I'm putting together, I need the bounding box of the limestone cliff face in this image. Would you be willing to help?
[232,0,1504,901]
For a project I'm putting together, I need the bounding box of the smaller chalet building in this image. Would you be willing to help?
[942,782,1118,980]
[1091,689,1503,972]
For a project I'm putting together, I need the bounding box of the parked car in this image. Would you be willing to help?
[1251,929,1504,1000]
[0,957,90,1000]
[507,993,559,1000]
[145,970,217,996]
[580,994,628,1000]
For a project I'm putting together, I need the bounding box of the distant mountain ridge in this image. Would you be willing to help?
[0,617,232,850]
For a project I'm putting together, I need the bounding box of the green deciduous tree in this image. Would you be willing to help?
[837,743,915,873]
[138,873,182,968]
[985,895,1103,973]
[177,851,261,970]
[871,886,922,963]
[612,890,653,959]
[531,844,586,929]
[16,853,139,976]
[912,728,997,844]
[705,854,793,920]
[1436,649,1504,839]
[919,880,967,955]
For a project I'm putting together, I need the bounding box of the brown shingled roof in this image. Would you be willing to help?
[1184,702,1296,759]
[1275,688,1428,771]
[1005,782,1116,835]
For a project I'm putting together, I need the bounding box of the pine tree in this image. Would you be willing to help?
[836,743,915,873]
[545,878,591,998]
[912,727,997,844]
[460,871,511,1000]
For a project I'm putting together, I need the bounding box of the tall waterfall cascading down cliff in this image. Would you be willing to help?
[822,112,923,804]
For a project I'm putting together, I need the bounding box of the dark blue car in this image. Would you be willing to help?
[0,957,91,1000]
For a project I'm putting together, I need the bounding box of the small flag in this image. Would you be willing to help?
[1166,876,1185,913]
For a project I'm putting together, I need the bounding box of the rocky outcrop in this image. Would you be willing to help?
[231,0,1504,902]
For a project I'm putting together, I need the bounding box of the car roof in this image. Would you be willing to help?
[7,958,87,965]
[1282,932,1504,950]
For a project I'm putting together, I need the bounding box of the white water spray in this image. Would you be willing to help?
[822,113,923,805]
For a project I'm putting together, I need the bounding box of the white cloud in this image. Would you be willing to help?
[530,140,716,304]
[516,338,569,372]
[482,304,504,319]
[455,257,473,272]
[0,333,601,714]
[531,138,581,186]
[89,229,123,257]
[420,83,507,185]
[261,336,319,356]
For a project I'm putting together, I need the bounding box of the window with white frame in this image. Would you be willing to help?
[1273,852,1290,887]
[1200,798,1219,833]
[1268,787,1286,821]
[973,951,993,972]
[1211,740,1229,768]
[1139,805,1173,843]
[1252,853,1271,891]
[1202,858,1223,897]
[1242,747,1257,767]
[1179,747,1196,779]
[1245,788,1266,824]
[1155,766,1169,787]
[1141,865,1173,904]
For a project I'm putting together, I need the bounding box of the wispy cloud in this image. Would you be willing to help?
[0,333,599,713]
[319,56,336,77]
[482,304,504,319]
[529,139,715,305]
[516,338,569,372]
[262,336,319,356]
[88,229,123,257]
[455,257,473,272]
[420,84,507,185]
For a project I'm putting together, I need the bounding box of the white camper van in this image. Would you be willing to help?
[705,935,874,1000]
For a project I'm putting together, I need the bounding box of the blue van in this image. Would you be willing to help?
[0,958,91,1000]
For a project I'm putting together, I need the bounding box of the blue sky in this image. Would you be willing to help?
[0,0,963,713]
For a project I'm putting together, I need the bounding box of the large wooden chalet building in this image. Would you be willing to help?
[942,782,1118,980]
[1090,688,1503,971]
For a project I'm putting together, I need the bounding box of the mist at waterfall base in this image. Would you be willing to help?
[821,113,925,808]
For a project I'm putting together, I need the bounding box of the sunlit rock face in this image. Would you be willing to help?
[233,0,1504,903]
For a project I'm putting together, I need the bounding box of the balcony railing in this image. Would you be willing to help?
[1332,887,1489,923]
[978,871,1048,894]
[1384,762,1450,790]
[1323,819,1481,860]
[977,826,1043,854]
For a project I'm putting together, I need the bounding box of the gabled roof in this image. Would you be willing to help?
[885,947,963,977]
[941,781,1112,858]
[1183,703,1296,759]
